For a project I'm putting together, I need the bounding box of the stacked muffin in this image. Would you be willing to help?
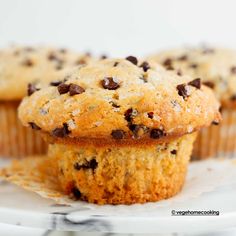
[16,58,220,204]
[148,47,236,159]
[0,46,91,158]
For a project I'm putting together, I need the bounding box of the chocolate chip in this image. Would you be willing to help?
[125,109,133,122]
[110,101,120,108]
[48,52,58,61]
[100,54,107,59]
[126,56,138,65]
[150,129,165,139]
[58,83,70,94]
[189,63,198,69]
[230,66,236,74]
[188,78,201,89]
[101,77,120,90]
[163,58,172,67]
[22,59,34,67]
[203,81,215,89]
[124,108,138,122]
[113,62,119,67]
[176,84,190,99]
[50,80,62,86]
[147,112,154,119]
[69,84,85,96]
[27,83,39,96]
[212,121,219,125]
[87,159,98,170]
[74,159,98,171]
[28,122,41,130]
[177,55,188,61]
[128,124,136,131]
[52,123,70,138]
[230,94,236,101]
[140,61,150,72]
[162,58,174,70]
[171,150,177,155]
[177,69,182,76]
[111,129,125,139]
[47,52,64,69]
[130,124,148,138]
[71,187,81,199]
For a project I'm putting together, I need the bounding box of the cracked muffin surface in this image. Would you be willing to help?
[19,58,221,143]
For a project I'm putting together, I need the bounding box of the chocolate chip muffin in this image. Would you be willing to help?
[0,45,92,158]
[148,46,236,159]
[18,57,220,204]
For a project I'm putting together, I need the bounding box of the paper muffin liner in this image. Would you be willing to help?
[1,157,236,208]
[0,101,47,158]
[192,109,236,160]
[45,133,197,205]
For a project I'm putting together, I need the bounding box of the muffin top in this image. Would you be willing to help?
[0,46,92,100]
[148,47,236,109]
[19,57,221,145]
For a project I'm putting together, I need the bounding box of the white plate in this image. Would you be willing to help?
[0,159,236,234]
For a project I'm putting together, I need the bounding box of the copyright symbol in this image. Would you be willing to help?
[172,210,175,215]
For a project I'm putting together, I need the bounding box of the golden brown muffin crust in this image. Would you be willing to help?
[0,46,92,100]
[19,58,221,142]
[148,46,236,109]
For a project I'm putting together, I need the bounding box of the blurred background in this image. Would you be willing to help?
[0,0,236,57]
[1,0,236,235]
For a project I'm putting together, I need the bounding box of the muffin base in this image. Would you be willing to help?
[48,133,196,205]
[192,109,236,160]
[0,101,47,158]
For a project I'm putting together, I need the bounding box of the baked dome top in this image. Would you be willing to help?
[0,46,92,100]
[148,47,236,109]
[19,57,220,144]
